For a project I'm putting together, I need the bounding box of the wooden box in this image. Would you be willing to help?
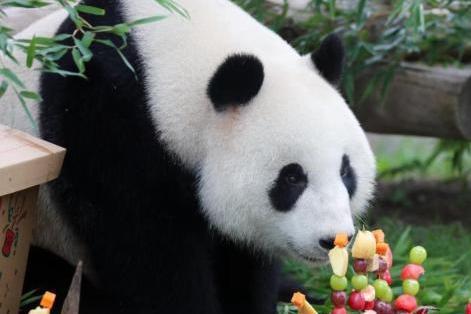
[0,124,65,314]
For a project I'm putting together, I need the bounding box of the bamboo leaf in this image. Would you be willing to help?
[0,81,8,97]
[73,37,93,62]
[128,15,167,27]
[71,48,85,73]
[42,68,87,79]
[0,68,25,88]
[112,23,131,36]
[76,4,105,16]
[53,33,72,41]
[19,90,41,100]
[20,289,38,301]
[26,36,37,68]
[115,48,136,76]
[81,31,95,48]
[356,0,367,25]
[15,89,38,130]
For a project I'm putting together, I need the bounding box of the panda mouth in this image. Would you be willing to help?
[287,243,328,263]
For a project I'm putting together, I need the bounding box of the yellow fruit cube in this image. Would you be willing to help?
[352,231,377,259]
[328,246,349,277]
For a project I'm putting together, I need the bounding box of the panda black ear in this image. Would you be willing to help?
[311,34,345,85]
[207,54,264,112]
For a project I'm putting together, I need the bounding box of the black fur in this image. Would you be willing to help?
[269,163,308,212]
[39,2,280,313]
[341,155,357,197]
[207,54,264,111]
[311,34,344,85]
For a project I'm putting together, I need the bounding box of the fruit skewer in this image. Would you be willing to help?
[329,233,350,314]
[395,246,427,313]
[289,229,441,314]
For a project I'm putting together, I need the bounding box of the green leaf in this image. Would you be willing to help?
[39,44,69,55]
[91,25,114,33]
[20,295,41,308]
[54,33,72,41]
[1,0,49,8]
[26,36,37,68]
[155,0,189,18]
[392,226,412,256]
[418,3,425,33]
[97,37,135,77]
[76,4,105,16]
[112,23,131,36]
[73,37,93,62]
[115,48,136,76]
[94,39,115,48]
[355,0,367,25]
[20,289,38,302]
[0,68,25,88]
[14,89,37,130]
[128,15,167,27]
[71,48,85,73]
[0,81,8,97]
[19,90,41,101]
[81,31,95,48]
[42,68,87,79]
[31,36,55,45]
[62,4,82,27]
[343,72,354,105]
[359,76,378,104]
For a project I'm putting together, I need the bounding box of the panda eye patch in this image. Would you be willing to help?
[340,155,357,198]
[269,163,308,212]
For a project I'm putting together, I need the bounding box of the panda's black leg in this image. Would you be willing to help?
[76,234,222,314]
[214,239,280,314]
[75,220,223,314]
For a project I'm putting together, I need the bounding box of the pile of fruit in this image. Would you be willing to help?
[291,229,471,314]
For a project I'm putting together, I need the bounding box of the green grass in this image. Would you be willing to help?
[372,135,471,181]
[278,218,471,313]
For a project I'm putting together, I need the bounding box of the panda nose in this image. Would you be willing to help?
[319,237,336,250]
[319,235,353,251]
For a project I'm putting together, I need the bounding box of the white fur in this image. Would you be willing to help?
[2,5,61,35]
[1,0,376,266]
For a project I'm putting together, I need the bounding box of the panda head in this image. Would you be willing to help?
[197,34,375,263]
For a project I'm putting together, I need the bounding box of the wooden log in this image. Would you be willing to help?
[353,63,471,139]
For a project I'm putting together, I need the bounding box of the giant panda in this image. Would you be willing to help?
[0,0,376,313]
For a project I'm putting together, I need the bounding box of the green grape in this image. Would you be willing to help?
[409,246,427,264]
[373,279,389,299]
[351,275,368,290]
[403,279,420,296]
[330,275,348,291]
[379,286,393,302]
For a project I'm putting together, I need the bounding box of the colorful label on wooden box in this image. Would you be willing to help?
[0,187,37,314]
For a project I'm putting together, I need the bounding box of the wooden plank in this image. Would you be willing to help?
[0,125,66,196]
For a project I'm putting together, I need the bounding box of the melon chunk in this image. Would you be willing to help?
[366,254,380,272]
[328,246,349,277]
[352,231,377,259]
[361,285,376,302]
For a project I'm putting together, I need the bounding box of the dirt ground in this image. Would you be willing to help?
[370,179,471,226]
